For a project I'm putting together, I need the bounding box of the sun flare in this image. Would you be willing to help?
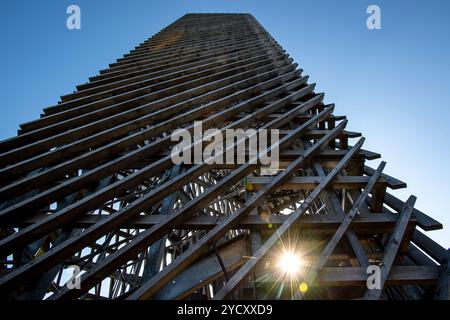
[277,251,302,276]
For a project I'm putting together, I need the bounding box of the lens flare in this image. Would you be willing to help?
[277,251,302,276]
[299,282,308,293]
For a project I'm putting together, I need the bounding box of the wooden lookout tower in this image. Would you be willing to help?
[0,13,448,300]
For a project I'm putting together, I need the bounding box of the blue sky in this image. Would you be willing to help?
[0,0,448,247]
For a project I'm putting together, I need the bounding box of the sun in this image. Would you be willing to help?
[277,251,302,276]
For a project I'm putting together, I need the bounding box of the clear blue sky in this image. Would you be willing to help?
[0,0,448,248]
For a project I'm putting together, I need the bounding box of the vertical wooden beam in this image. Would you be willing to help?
[370,185,386,213]
[435,249,450,300]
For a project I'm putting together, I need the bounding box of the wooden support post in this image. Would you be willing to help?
[435,249,450,300]
[370,185,387,213]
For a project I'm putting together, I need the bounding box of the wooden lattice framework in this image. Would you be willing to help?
[0,13,448,300]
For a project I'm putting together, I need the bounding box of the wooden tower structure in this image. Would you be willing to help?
[0,13,448,300]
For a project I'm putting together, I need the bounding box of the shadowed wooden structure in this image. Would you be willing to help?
[0,13,448,300]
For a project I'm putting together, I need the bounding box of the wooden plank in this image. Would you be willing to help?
[364,165,406,189]
[16,212,410,231]
[383,193,442,231]
[315,266,439,286]
[363,195,416,300]
[235,265,439,287]
[247,175,387,190]
[153,236,249,300]
[412,229,447,264]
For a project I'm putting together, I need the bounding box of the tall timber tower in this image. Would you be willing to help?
[0,13,448,300]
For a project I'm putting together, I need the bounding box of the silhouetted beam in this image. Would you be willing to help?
[412,229,447,264]
[364,165,406,189]
[315,266,439,286]
[153,235,249,300]
[16,212,415,232]
[382,193,442,231]
[247,176,387,190]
